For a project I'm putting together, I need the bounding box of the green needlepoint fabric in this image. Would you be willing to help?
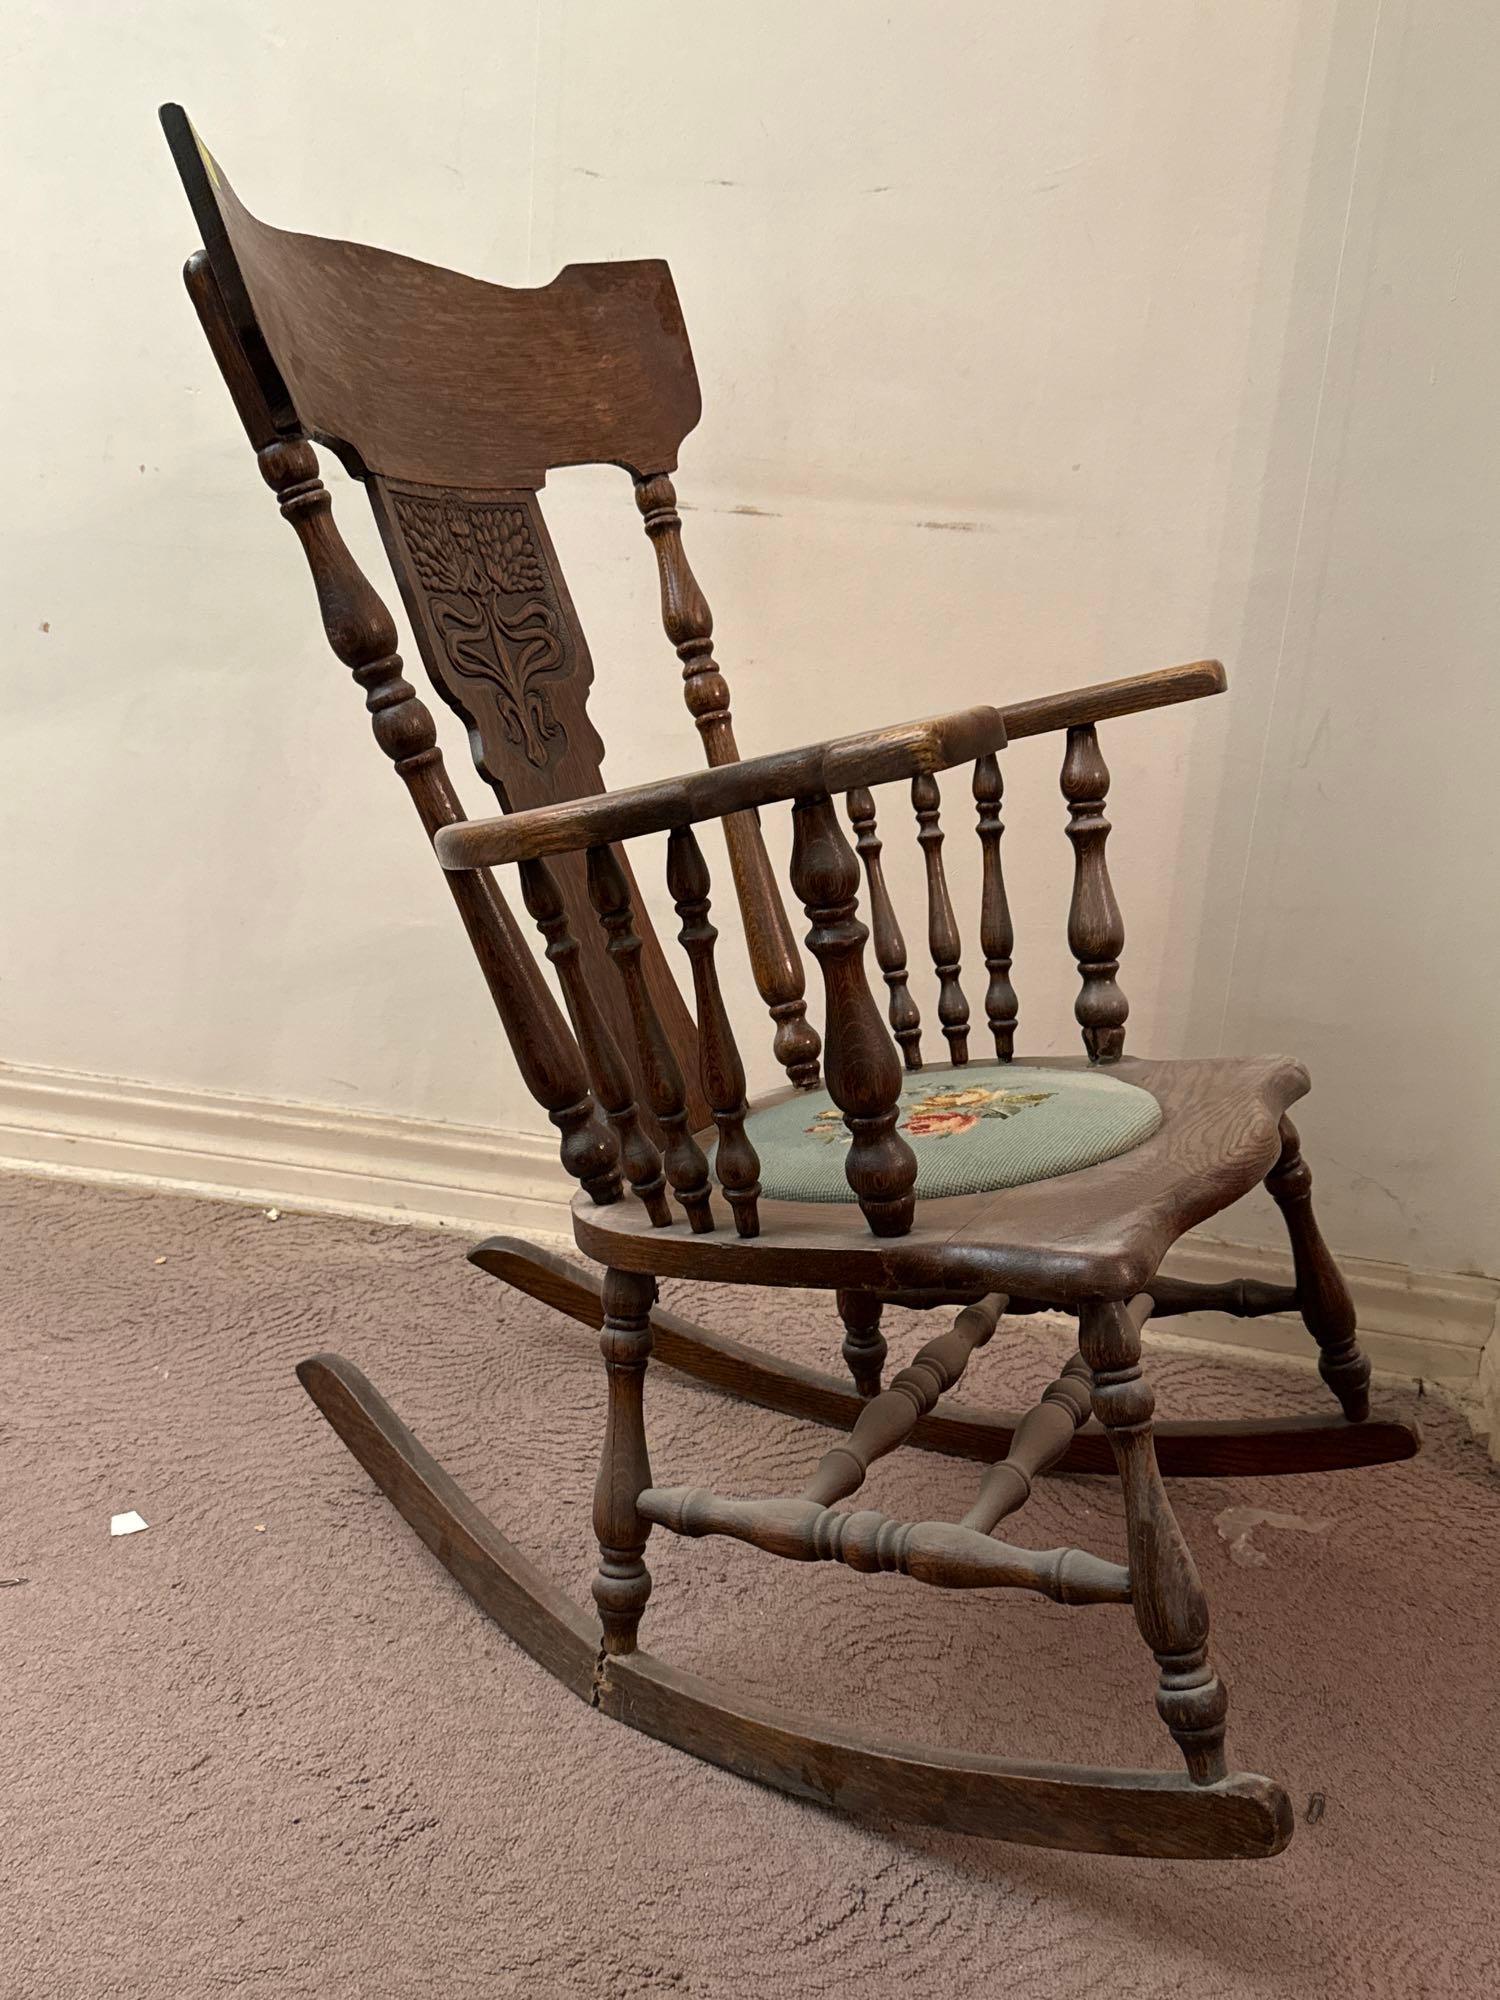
[735,1063,1162,1204]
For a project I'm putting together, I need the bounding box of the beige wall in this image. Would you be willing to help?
[2,1,1494,1281]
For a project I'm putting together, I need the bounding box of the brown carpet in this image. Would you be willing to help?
[3,1173,1497,1999]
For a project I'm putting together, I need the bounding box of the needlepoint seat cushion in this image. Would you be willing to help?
[735,1063,1163,1204]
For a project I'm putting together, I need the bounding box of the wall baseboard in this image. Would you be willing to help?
[2,1059,1495,1390]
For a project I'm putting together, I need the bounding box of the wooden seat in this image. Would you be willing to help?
[162,103,1420,1864]
[577,1055,1306,1301]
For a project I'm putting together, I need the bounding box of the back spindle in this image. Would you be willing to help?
[911,772,970,1065]
[518,857,672,1227]
[587,843,716,1232]
[1061,725,1127,1062]
[845,787,923,1069]
[972,754,1018,1061]
[666,826,761,1238]
[635,473,822,1092]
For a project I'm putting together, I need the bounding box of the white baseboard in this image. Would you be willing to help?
[2,1059,1495,1391]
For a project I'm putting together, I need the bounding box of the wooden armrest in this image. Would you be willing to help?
[1000,660,1226,740]
[434,706,1006,870]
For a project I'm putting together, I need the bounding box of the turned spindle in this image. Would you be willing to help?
[972,753,1018,1062]
[1079,1297,1228,1784]
[666,826,761,1238]
[959,1352,1093,1533]
[1061,724,1127,1063]
[1264,1117,1371,1422]
[846,787,923,1069]
[518,856,671,1227]
[789,793,917,1236]
[593,1267,658,1655]
[801,1296,1004,1505]
[587,842,715,1232]
[635,473,821,1091]
[911,772,970,1064]
[835,1290,888,1399]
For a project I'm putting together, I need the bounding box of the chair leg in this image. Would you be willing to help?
[1079,1299,1228,1785]
[592,1267,658,1656]
[836,1289,887,1399]
[1264,1116,1371,1424]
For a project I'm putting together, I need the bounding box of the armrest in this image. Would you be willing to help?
[434,705,1006,871]
[1000,659,1225,740]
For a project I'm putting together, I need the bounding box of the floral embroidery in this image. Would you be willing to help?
[804,1082,1054,1144]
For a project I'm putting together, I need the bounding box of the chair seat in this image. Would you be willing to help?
[734,1061,1162,1204]
[574,1054,1311,1304]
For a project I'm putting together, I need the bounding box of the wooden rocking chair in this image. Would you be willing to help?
[162,107,1419,1861]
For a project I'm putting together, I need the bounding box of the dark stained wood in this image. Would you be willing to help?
[574,1056,1309,1302]
[593,1267,659,1655]
[801,1298,1004,1504]
[959,1352,1094,1532]
[911,772,970,1064]
[846,788,923,1069]
[834,1289,887,1399]
[1061,724,1128,1063]
[173,114,1406,1863]
[299,1349,1291,1858]
[639,1485,1130,1605]
[638,473,820,1089]
[666,827,761,1238]
[789,794,917,1235]
[587,845,714,1233]
[471,1234,1420,1478]
[434,706,1008,870]
[1265,1117,1372,1422]
[518,856,671,1227]
[163,106,701,487]
[972,753,1018,1061]
[1002,659,1227,740]
[184,255,622,1211]
[1081,1297,1227,1785]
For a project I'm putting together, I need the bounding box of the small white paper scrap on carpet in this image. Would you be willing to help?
[110,1511,149,1536]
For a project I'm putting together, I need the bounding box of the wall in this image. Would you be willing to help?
[1,2,1494,1292]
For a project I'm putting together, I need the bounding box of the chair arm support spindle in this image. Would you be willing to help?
[911,772,970,1065]
[972,753,1018,1062]
[789,793,918,1237]
[1061,724,1128,1063]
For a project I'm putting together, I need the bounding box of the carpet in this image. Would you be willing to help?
[2,1173,1496,1998]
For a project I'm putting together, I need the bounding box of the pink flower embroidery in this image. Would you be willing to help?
[904,1109,979,1139]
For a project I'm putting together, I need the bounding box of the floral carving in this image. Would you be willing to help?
[392,492,562,768]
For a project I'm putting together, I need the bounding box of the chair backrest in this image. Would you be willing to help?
[161,105,822,1149]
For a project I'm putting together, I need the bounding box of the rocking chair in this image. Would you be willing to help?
[161,106,1419,1861]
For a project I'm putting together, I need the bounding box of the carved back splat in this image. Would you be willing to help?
[162,105,711,1132]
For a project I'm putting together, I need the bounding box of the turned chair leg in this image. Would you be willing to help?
[836,1289,887,1399]
[593,1267,659,1656]
[1264,1116,1371,1424]
[1079,1299,1228,1785]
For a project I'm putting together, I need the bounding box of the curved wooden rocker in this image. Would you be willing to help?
[164,106,1417,1863]
[298,1348,1292,1860]
[468,1236,1419,1481]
